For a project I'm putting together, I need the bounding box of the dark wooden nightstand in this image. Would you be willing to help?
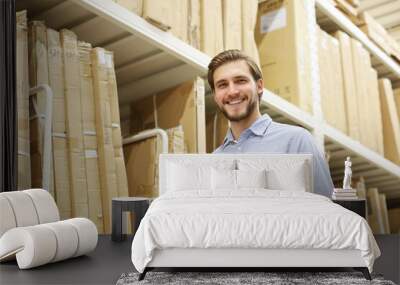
[111,197,151,242]
[332,198,366,218]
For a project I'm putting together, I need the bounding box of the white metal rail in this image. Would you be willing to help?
[29,84,53,192]
[123,128,169,154]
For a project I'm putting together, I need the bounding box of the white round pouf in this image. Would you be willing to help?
[0,196,17,237]
[24,189,60,223]
[0,226,57,269]
[1,192,39,227]
[64,218,98,257]
[0,190,98,269]
[42,221,79,262]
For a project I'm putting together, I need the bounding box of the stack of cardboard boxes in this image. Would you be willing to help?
[16,11,31,190]
[329,0,400,63]
[255,0,313,114]
[124,79,206,197]
[20,16,129,233]
[113,0,260,63]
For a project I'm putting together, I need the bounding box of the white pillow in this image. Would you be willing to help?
[266,162,307,191]
[236,169,267,189]
[211,168,236,190]
[211,169,268,190]
[167,163,211,191]
[237,159,310,192]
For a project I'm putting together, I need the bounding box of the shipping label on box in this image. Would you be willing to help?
[260,7,287,33]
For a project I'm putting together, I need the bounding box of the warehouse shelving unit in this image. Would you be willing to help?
[316,0,400,87]
[16,0,399,199]
[314,0,400,198]
[18,0,209,104]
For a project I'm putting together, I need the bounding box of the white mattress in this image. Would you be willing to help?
[131,190,380,273]
[148,248,365,267]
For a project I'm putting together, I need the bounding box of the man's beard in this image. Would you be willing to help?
[219,94,258,122]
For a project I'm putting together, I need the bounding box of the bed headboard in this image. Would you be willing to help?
[159,154,313,195]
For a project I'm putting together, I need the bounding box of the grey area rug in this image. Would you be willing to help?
[116,272,396,285]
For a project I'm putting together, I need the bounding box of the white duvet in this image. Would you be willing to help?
[131,190,380,273]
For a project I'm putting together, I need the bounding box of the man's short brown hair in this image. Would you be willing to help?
[207,49,263,91]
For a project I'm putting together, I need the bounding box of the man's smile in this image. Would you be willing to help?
[224,97,246,106]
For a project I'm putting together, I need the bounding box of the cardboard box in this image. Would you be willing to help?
[53,136,72,219]
[17,10,31,190]
[28,21,52,194]
[17,154,31,190]
[85,152,104,233]
[61,29,89,218]
[200,0,224,56]
[79,41,105,233]
[48,27,70,209]
[188,0,201,49]
[80,42,97,132]
[124,137,160,197]
[394,88,400,122]
[351,39,370,147]
[378,79,400,164]
[367,188,384,234]
[91,48,119,233]
[255,0,313,113]
[388,208,400,233]
[131,79,206,154]
[105,51,129,197]
[318,28,347,134]
[123,125,184,198]
[142,0,188,42]
[368,68,384,155]
[358,12,392,56]
[166,125,186,153]
[125,78,206,198]
[222,0,242,50]
[157,79,206,153]
[334,31,360,141]
[28,21,49,127]
[359,47,377,151]
[206,110,229,153]
[333,0,358,18]
[114,0,143,15]
[379,194,390,234]
[242,0,261,67]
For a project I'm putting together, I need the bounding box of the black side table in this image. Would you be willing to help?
[112,197,150,242]
[332,198,366,218]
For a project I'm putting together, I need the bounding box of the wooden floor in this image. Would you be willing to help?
[0,235,134,285]
[0,235,398,285]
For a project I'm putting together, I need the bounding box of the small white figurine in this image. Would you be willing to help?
[343,156,352,190]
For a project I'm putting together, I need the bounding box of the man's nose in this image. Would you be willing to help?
[227,82,239,96]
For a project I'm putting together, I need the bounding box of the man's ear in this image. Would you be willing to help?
[256,79,264,94]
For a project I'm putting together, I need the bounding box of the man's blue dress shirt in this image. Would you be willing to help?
[213,114,334,197]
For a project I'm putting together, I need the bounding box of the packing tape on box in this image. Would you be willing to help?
[84,131,96,136]
[18,150,30,157]
[53,132,67,138]
[105,53,113,68]
[97,49,106,65]
[85,150,98,158]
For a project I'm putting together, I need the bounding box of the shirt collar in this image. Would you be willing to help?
[222,114,273,148]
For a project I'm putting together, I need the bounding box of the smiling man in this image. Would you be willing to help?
[208,49,334,197]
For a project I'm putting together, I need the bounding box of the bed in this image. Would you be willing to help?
[131,154,380,280]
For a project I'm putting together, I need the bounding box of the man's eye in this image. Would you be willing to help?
[238,79,247,83]
[217,83,227,88]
